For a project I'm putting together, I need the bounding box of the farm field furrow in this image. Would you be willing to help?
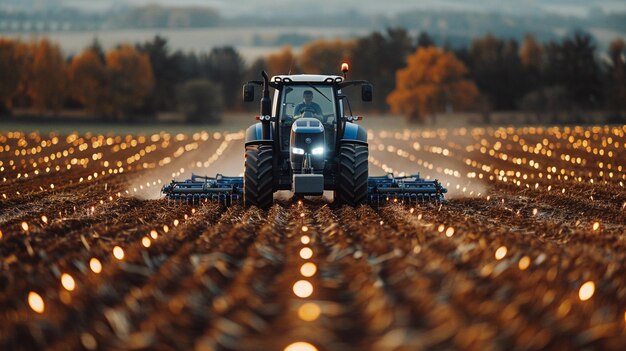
[1,125,625,351]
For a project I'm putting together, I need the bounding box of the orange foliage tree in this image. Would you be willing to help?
[607,38,626,120]
[106,45,154,120]
[30,39,67,113]
[520,34,544,70]
[68,48,109,116]
[0,39,24,111]
[299,39,354,75]
[387,47,479,123]
[267,45,298,75]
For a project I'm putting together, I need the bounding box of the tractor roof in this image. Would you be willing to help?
[271,74,344,83]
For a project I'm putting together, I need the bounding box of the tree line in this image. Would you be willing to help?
[0,29,625,124]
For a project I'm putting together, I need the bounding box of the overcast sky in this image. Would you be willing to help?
[6,0,626,17]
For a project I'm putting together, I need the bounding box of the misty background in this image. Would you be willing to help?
[1,0,625,127]
[2,0,625,57]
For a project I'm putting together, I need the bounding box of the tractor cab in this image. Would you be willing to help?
[274,80,338,154]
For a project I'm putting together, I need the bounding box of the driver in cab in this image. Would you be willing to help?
[294,90,322,118]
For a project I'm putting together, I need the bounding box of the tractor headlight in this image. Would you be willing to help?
[292,147,305,155]
[311,147,324,155]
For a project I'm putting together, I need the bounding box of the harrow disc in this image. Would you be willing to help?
[367,173,447,206]
[162,174,243,205]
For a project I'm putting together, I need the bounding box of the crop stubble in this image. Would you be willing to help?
[0,126,625,350]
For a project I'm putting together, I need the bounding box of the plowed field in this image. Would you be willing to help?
[1,125,625,351]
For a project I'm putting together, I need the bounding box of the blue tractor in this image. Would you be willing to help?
[162,65,447,208]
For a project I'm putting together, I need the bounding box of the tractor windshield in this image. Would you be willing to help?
[281,85,336,122]
[279,84,337,151]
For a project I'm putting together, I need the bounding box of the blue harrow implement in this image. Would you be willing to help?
[162,173,446,206]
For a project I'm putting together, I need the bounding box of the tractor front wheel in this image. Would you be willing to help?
[244,144,274,209]
[335,142,368,206]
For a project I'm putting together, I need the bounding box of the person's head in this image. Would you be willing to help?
[303,90,313,103]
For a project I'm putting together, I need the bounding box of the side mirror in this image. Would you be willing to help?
[361,84,373,102]
[243,83,254,102]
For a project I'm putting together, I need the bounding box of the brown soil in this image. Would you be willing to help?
[1,126,625,351]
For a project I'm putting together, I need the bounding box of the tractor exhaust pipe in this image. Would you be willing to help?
[260,71,271,140]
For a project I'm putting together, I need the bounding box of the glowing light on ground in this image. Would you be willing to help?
[28,291,45,313]
[61,273,76,291]
[300,235,310,244]
[518,256,531,270]
[21,222,29,231]
[89,258,102,273]
[578,281,595,301]
[298,302,321,321]
[495,246,507,260]
[299,247,313,259]
[293,280,314,298]
[113,246,124,260]
[592,222,600,231]
[142,237,151,248]
[445,227,455,237]
[300,262,317,277]
[301,226,308,232]
[284,342,318,351]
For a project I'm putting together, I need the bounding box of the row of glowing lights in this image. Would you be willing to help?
[284,215,320,351]
[0,133,155,188]
[368,140,481,197]
[0,132,211,199]
[20,215,618,320]
[485,128,625,177]
[375,129,625,195]
[453,131,620,183]
[486,132,624,179]
[370,126,626,150]
[130,132,242,196]
[22,211,193,316]
[11,214,624,345]
[375,126,625,182]
[429,212,613,317]
[1,130,237,299]
[0,130,223,176]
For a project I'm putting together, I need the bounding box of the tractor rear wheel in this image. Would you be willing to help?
[244,144,274,209]
[335,142,368,206]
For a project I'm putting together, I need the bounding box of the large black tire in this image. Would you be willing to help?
[335,142,368,206]
[244,144,274,209]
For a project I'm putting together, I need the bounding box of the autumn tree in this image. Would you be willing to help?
[350,28,414,111]
[68,48,109,116]
[177,79,223,124]
[387,47,479,124]
[417,31,435,48]
[245,57,267,82]
[106,45,154,120]
[469,34,525,110]
[606,38,626,121]
[0,38,22,113]
[199,46,244,109]
[299,39,354,75]
[267,45,298,75]
[543,31,602,110]
[30,39,67,113]
[136,35,185,113]
[520,34,544,70]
